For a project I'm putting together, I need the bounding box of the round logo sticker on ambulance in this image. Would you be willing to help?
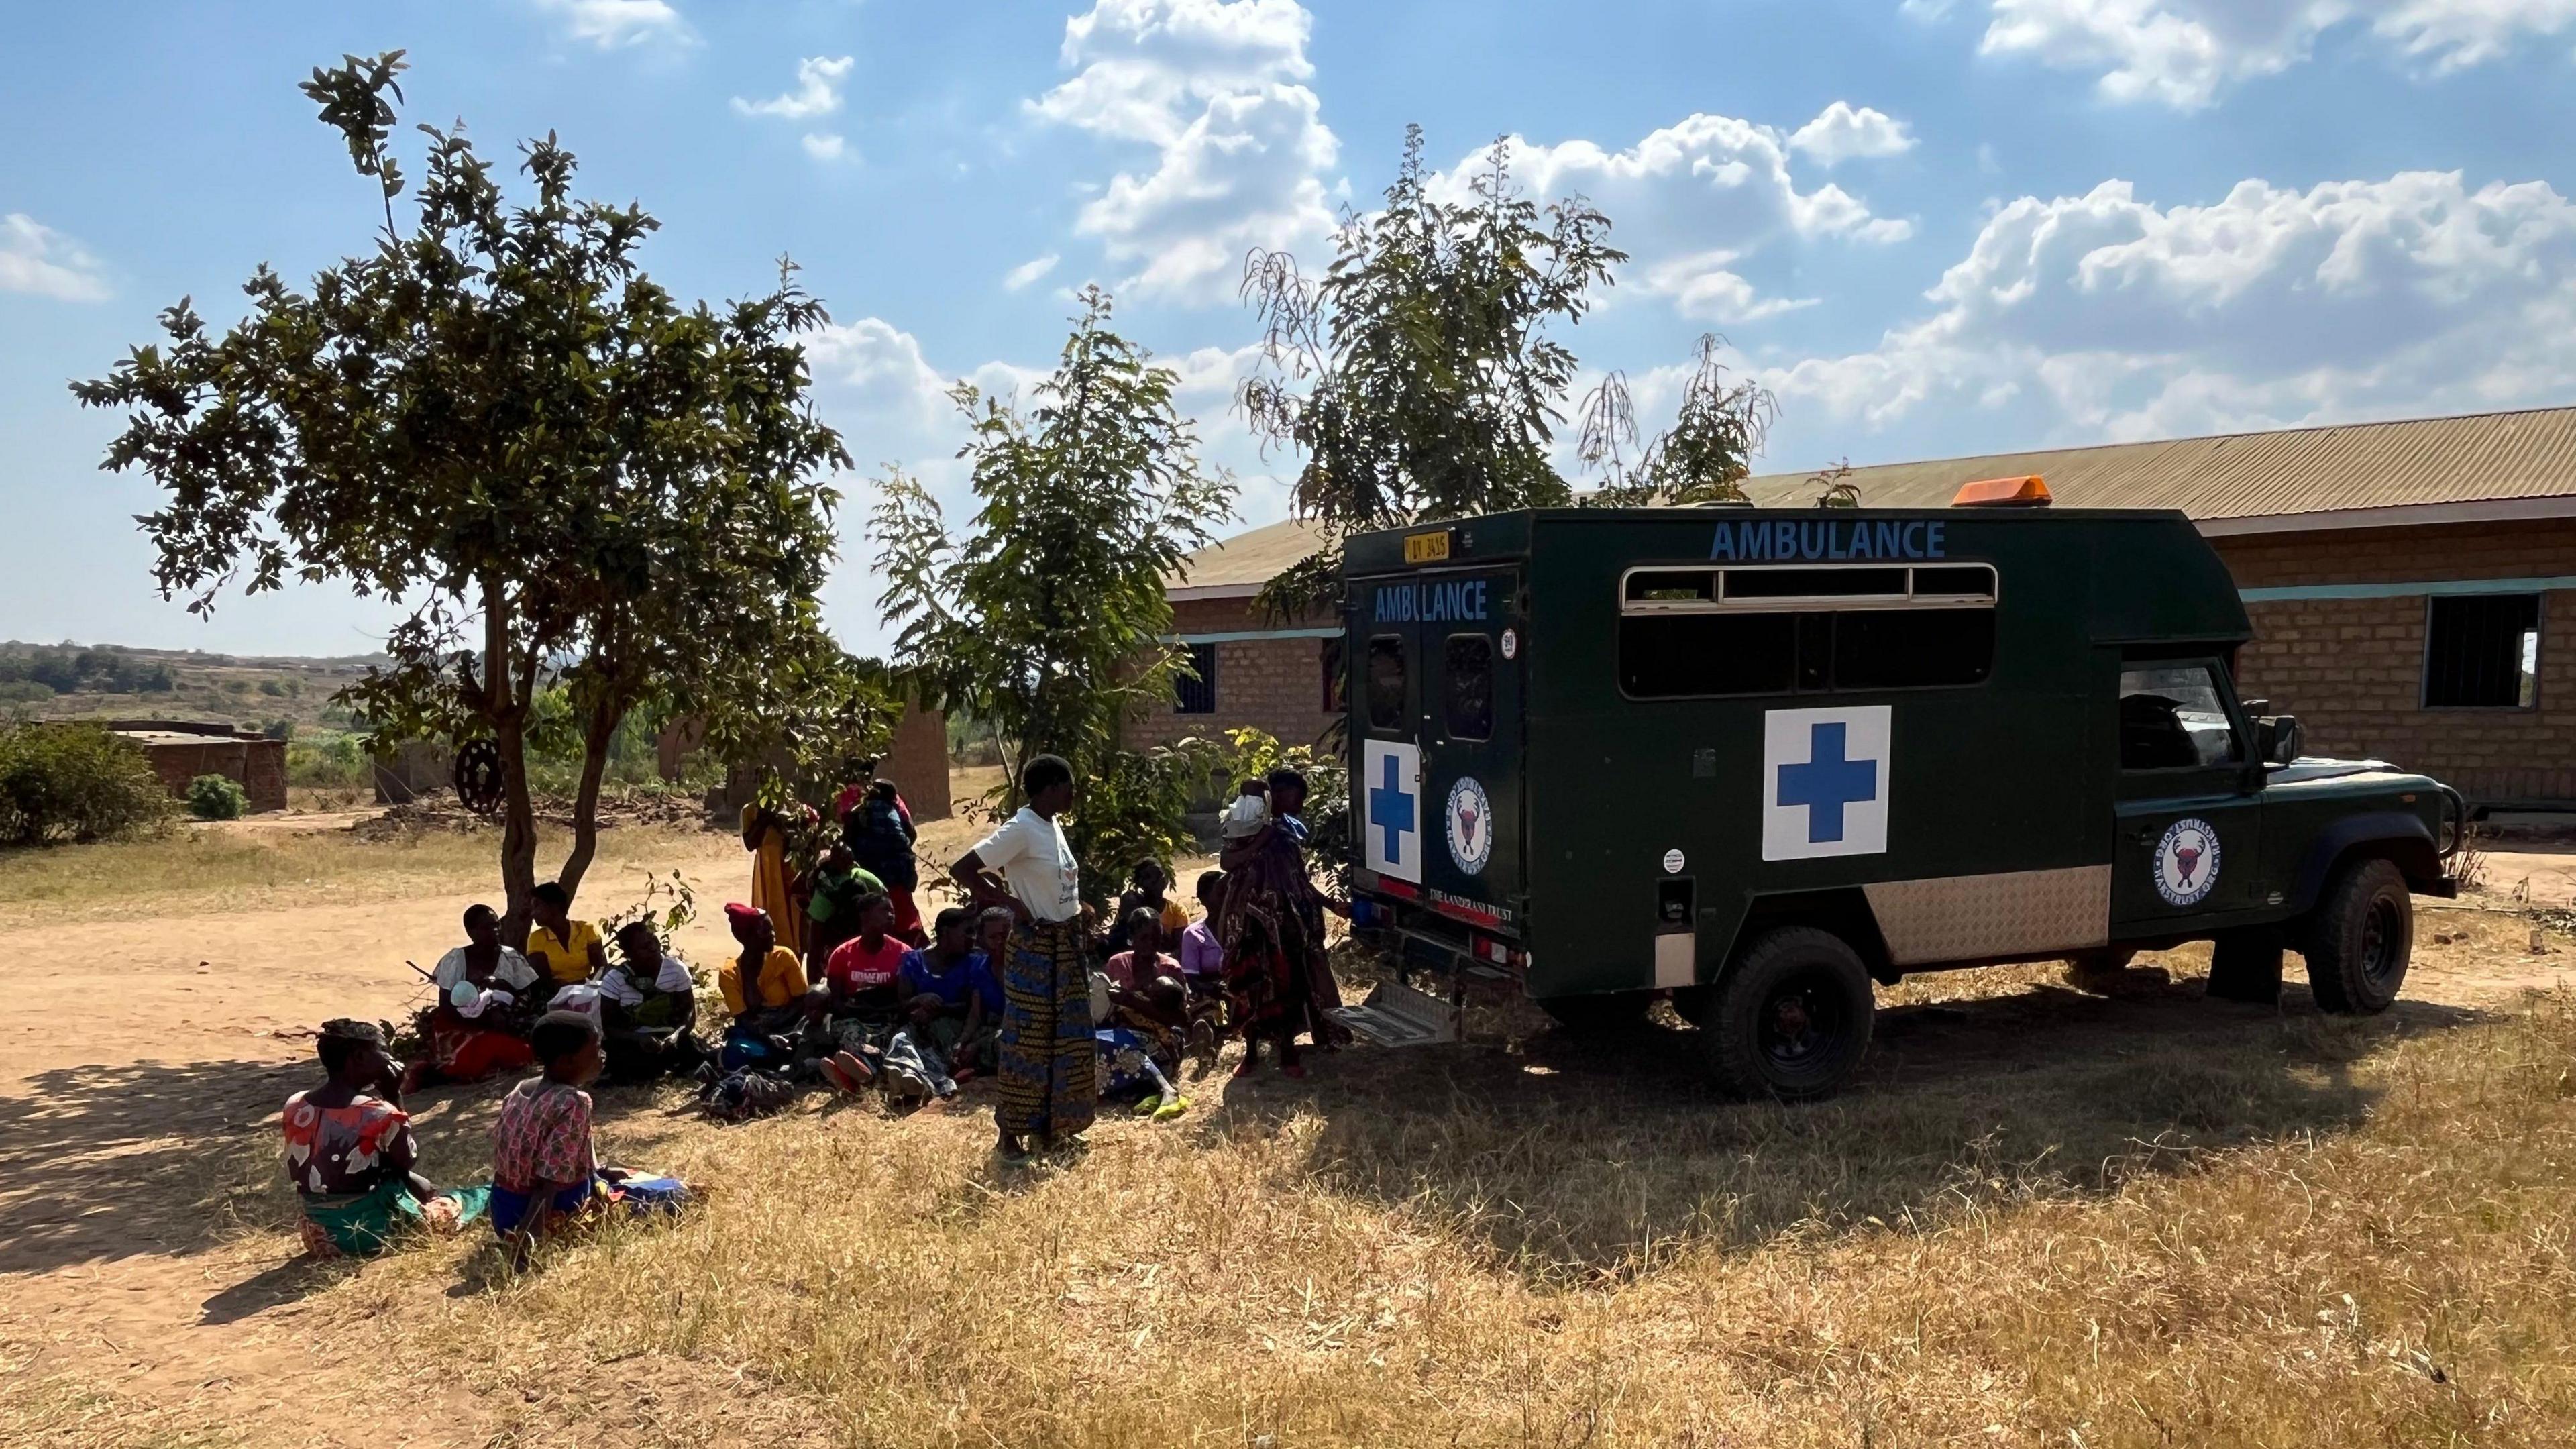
[1500,627,1519,660]
[2153,817,2222,908]
[1662,848,1686,874]
[1446,776,1494,875]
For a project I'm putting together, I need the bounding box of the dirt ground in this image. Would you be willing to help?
[1,803,2571,1447]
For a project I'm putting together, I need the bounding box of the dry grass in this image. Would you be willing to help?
[11,798,2573,1446]
[0,822,721,925]
[215,968,2576,1448]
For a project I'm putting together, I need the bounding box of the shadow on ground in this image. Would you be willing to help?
[1201,970,2484,1281]
[0,1056,693,1281]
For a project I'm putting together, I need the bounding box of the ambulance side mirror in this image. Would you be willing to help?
[2258,715,2302,767]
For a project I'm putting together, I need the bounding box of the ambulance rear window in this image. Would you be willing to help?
[1443,635,1493,739]
[1366,636,1407,731]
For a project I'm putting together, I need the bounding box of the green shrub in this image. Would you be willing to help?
[0,680,56,706]
[286,730,370,788]
[0,724,174,845]
[188,773,250,820]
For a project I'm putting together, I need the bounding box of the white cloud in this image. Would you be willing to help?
[735,55,855,121]
[531,0,690,48]
[1788,102,1917,166]
[1029,0,1339,301]
[802,132,851,162]
[1642,249,1819,322]
[1968,0,2576,109]
[0,214,110,301]
[1424,113,1908,325]
[1004,253,1062,290]
[808,316,952,427]
[1772,169,2576,441]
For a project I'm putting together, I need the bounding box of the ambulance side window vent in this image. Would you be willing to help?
[1365,635,1408,732]
[1619,563,1997,613]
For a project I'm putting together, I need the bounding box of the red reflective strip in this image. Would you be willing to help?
[1373,878,1420,900]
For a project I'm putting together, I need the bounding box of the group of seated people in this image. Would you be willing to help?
[716,893,1006,1104]
[285,803,1323,1261]
[405,882,709,1095]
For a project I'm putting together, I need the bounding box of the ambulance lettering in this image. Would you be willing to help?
[1761,705,1892,861]
[1373,579,1491,624]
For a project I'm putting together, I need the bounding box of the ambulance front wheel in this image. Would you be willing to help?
[1701,927,1876,1101]
[1535,989,1656,1034]
[2303,857,2412,1015]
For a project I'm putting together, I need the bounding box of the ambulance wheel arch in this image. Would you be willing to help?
[1721,888,1898,985]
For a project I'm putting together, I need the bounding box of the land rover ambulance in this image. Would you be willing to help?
[1338,483,2465,1099]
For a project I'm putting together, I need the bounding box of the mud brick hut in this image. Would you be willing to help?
[102,720,287,813]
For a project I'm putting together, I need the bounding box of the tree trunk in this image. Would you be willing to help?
[558,700,622,905]
[482,572,540,952]
[496,710,539,952]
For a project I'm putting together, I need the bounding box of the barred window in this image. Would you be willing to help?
[1173,643,1218,715]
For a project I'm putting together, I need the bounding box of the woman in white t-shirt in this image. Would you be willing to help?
[402,904,541,1091]
[950,753,1095,1159]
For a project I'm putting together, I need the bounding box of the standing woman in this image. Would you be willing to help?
[740,798,809,961]
[1217,767,1347,1072]
[950,754,1093,1159]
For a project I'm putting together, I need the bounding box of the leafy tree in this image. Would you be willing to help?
[872,286,1236,868]
[1577,334,1778,508]
[1238,125,1625,616]
[0,724,172,845]
[74,52,865,938]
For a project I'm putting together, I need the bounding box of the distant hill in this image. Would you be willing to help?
[0,639,385,732]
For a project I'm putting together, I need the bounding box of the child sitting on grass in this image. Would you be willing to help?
[491,1011,690,1266]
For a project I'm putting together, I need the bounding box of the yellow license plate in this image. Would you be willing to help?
[1404,531,1450,564]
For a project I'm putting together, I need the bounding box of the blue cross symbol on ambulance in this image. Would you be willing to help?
[1761,706,1892,861]
[1777,722,1876,843]
[1368,751,1415,859]
[1360,739,1425,881]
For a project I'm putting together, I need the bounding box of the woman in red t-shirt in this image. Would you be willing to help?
[818,894,908,1091]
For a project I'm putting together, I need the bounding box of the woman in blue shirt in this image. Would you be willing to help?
[899,907,1004,1078]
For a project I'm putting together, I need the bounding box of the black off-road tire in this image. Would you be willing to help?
[1535,989,1657,1035]
[2303,857,2412,1015]
[1701,926,1876,1101]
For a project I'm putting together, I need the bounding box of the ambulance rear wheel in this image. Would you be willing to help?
[2303,857,2411,1015]
[1535,990,1656,1035]
[1702,927,1875,1101]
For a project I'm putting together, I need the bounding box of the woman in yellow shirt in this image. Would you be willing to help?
[718,902,816,1073]
[526,881,608,987]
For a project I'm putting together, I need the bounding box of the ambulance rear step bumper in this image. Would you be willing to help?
[1330,978,1462,1048]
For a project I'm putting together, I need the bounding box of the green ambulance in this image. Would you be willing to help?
[1338,484,2467,1099]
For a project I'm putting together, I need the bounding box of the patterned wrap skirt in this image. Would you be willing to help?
[996,918,1097,1140]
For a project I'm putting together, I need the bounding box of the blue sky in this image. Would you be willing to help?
[10,0,2576,656]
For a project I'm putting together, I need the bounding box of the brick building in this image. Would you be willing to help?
[102,720,288,813]
[1140,407,2576,810]
[1127,520,1342,753]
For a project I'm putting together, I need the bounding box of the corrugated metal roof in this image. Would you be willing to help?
[1736,405,2576,519]
[1172,405,2576,588]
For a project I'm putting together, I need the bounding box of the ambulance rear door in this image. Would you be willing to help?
[1355,565,1529,943]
